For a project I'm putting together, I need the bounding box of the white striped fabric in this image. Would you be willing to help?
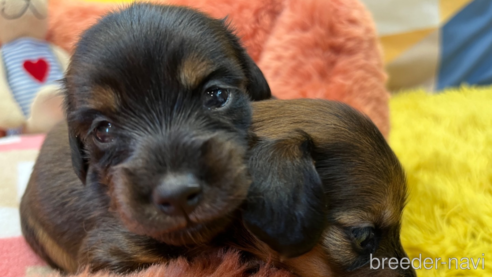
[1,38,63,118]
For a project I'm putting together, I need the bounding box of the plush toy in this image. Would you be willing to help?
[0,0,68,136]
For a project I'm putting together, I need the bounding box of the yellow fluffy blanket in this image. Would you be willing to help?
[392,86,492,276]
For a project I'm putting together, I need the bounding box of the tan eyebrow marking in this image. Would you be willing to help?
[89,86,119,112]
[178,54,214,89]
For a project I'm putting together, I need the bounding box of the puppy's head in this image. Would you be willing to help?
[248,100,414,276]
[314,103,415,277]
[64,4,271,245]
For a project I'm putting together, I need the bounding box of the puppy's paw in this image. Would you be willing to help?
[244,131,327,258]
[77,223,172,274]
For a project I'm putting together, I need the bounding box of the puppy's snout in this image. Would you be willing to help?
[153,174,202,216]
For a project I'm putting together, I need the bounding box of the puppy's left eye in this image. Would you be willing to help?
[204,88,229,109]
[94,121,115,143]
[350,227,379,254]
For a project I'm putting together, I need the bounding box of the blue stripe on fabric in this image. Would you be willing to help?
[7,128,22,136]
[15,92,39,101]
[437,0,492,90]
[3,47,59,57]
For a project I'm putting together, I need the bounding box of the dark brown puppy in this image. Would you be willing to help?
[20,3,414,277]
[20,3,271,273]
[243,99,416,277]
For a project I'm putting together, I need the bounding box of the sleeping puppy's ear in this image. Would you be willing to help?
[244,130,327,258]
[221,18,271,100]
[68,131,88,184]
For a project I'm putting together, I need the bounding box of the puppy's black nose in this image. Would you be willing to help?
[153,174,202,216]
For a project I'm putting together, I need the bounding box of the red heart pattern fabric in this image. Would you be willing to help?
[23,59,50,83]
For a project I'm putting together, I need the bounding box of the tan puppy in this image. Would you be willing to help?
[241,99,415,277]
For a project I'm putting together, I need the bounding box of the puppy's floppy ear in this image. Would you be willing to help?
[63,77,89,184]
[242,54,271,101]
[68,131,89,184]
[220,17,271,101]
[244,130,327,258]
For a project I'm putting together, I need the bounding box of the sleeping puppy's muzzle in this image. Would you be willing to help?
[64,4,271,246]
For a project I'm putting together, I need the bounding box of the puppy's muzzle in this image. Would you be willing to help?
[153,173,202,216]
[109,128,250,244]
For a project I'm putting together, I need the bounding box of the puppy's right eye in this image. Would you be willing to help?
[204,88,230,109]
[94,121,114,143]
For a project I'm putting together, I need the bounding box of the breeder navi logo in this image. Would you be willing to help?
[370,254,485,270]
